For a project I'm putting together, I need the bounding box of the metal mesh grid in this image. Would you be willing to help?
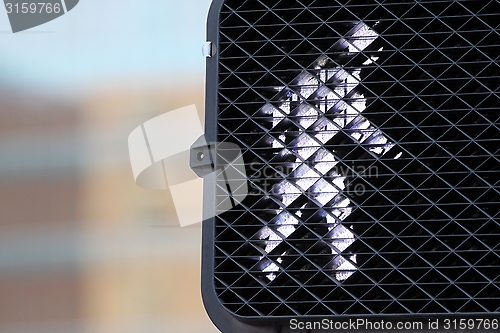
[213,0,500,317]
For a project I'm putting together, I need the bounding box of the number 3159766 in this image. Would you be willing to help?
[5,3,62,14]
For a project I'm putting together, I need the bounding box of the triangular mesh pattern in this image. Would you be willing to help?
[213,0,500,317]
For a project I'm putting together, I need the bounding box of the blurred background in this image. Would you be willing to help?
[0,1,219,332]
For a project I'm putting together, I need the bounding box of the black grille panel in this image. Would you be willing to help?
[213,0,500,317]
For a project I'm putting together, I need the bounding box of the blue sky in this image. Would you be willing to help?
[0,0,213,92]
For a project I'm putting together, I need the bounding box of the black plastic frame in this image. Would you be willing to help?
[201,1,265,332]
[201,2,291,330]
[200,1,500,332]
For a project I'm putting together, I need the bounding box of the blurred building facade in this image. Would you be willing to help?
[0,82,218,333]
[0,91,82,330]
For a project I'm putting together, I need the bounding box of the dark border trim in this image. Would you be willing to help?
[201,0,276,332]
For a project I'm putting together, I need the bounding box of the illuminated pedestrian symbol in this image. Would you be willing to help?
[255,23,401,282]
